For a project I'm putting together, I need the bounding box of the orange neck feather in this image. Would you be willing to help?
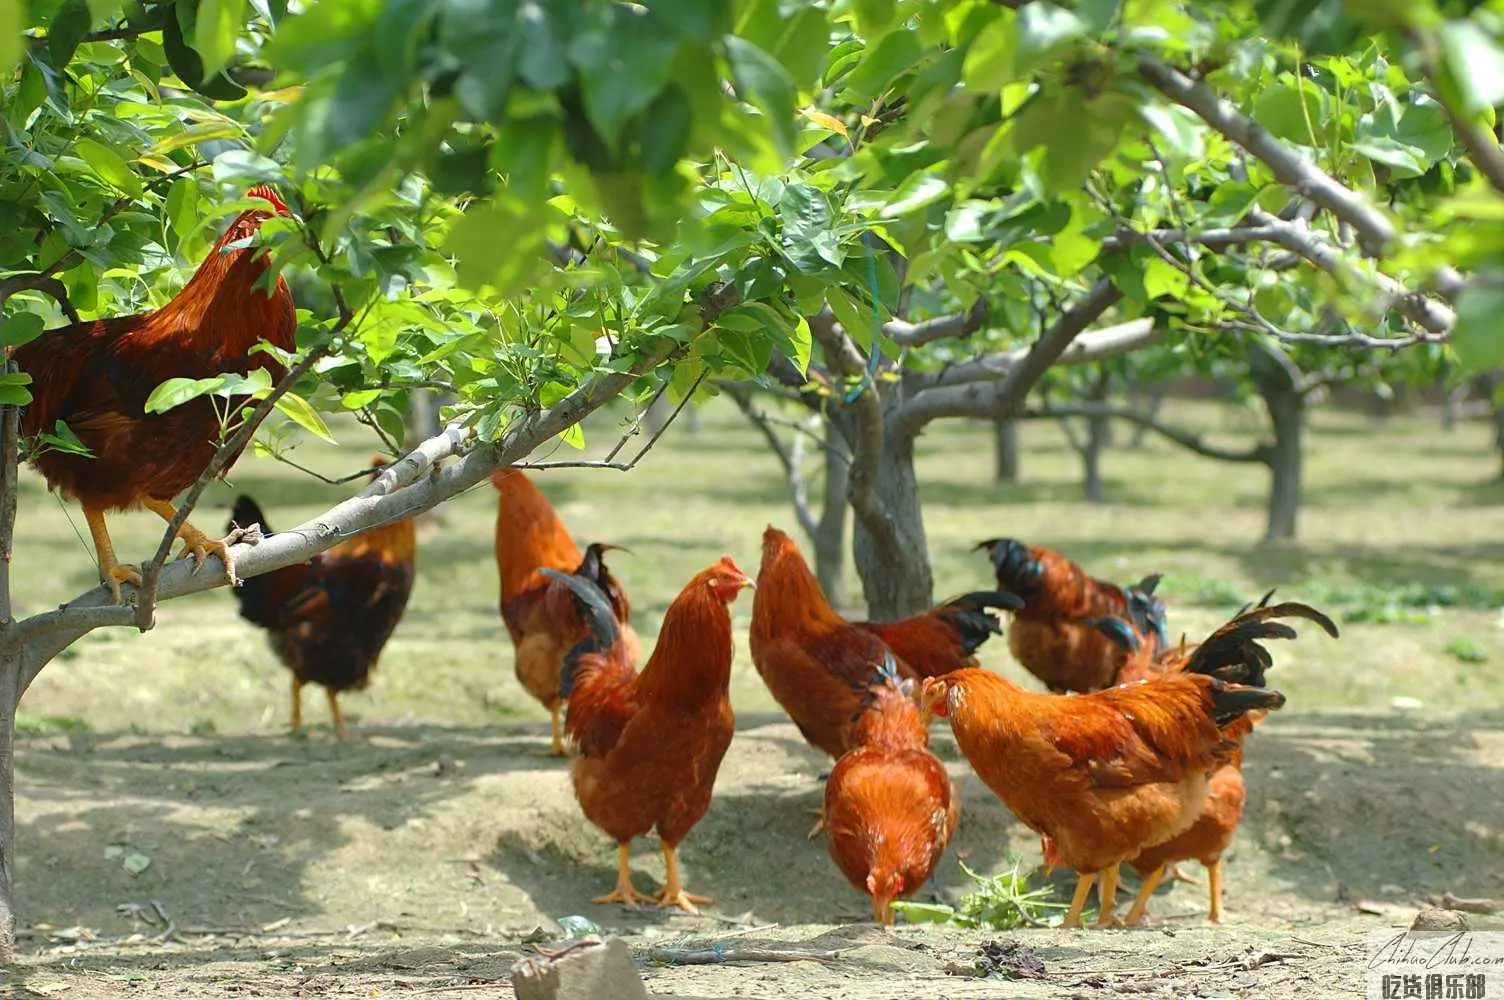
[492,469,582,595]
[752,533,844,639]
[143,208,293,363]
[636,575,735,704]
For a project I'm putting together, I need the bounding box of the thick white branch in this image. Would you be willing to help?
[908,316,1163,391]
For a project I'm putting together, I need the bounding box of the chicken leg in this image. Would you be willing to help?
[84,506,143,604]
[290,676,304,733]
[1207,857,1224,923]
[1124,864,1166,926]
[546,703,566,757]
[1168,864,1201,885]
[326,689,348,740]
[593,843,652,908]
[653,842,711,914]
[1095,862,1123,927]
[1063,872,1097,929]
[141,498,240,585]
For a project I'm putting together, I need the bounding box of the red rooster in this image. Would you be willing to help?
[492,468,640,755]
[977,538,1168,692]
[824,653,959,924]
[750,526,1020,759]
[15,185,297,602]
[544,556,753,912]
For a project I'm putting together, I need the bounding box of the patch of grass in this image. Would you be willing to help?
[15,713,91,736]
[1445,636,1489,663]
[892,857,1064,929]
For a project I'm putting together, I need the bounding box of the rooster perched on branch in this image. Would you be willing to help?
[13,185,298,603]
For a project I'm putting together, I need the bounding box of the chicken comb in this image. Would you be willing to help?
[245,184,290,214]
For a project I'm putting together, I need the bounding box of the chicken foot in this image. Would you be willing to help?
[1095,862,1123,928]
[84,506,143,604]
[1063,872,1098,929]
[1168,864,1201,885]
[290,676,304,733]
[545,703,567,757]
[327,689,349,740]
[1207,857,1224,923]
[141,498,240,585]
[593,843,653,908]
[1124,864,1166,926]
[653,842,712,914]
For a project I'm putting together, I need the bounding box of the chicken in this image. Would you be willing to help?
[824,653,959,924]
[857,590,1023,679]
[1099,594,1339,925]
[226,460,417,738]
[976,537,1167,692]
[750,525,1020,759]
[491,468,641,755]
[920,597,1333,929]
[16,185,297,602]
[543,556,753,912]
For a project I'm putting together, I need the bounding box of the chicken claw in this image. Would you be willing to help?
[142,499,240,585]
[654,844,711,914]
[84,506,142,604]
[1094,863,1123,928]
[593,844,653,909]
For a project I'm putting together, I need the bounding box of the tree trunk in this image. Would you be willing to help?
[1249,345,1305,541]
[813,434,849,604]
[1126,386,1165,449]
[405,390,442,447]
[993,420,1020,482]
[1082,410,1109,503]
[0,673,14,961]
[850,436,934,620]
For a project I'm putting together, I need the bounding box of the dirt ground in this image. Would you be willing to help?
[2,704,1500,998]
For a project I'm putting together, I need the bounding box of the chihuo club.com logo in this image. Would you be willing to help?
[1368,932,1504,1000]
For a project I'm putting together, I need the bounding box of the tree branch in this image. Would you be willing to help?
[12,346,676,691]
[906,314,1161,391]
[723,384,822,541]
[1136,58,1397,257]
[894,281,1154,436]
[883,299,988,348]
[1022,405,1274,464]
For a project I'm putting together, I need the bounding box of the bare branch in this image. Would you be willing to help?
[1137,58,1397,257]
[1245,208,1455,335]
[883,300,988,348]
[0,370,16,632]
[895,281,1156,436]
[723,385,822,540]
[906,315,1161,391]
[1022,405,1274,464]
[1099,224,1286,254]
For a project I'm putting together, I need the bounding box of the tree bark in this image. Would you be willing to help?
[1080,370,1112,503]
[993,420,1020,482]
[1125,385,1165,449]
[0,670,15,961]
[850,432,933,620]
[814,432,849,604]
[1249,344,1305,541]
[1480,373,1504,479]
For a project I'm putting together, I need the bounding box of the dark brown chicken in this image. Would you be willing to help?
[227,462,417,737]
[17,185,297,601]
[977,538,1167,692]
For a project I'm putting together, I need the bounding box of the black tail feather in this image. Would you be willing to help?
[539,567,621,697]
[1086,615,1141,652]
[1182,599,1339,689]
[975,538,1043,597]
[1207,680,1287,727]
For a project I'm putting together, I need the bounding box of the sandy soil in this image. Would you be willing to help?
[2,706,1499,998]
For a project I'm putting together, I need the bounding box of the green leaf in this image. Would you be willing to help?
[48,0,91,69]
[153,121,246,155]
[1013,2,1086,75]
[0,313,46,348]
[341,389,383,409]
[165,175,202,241]
[1439,21,1504,117]
[196,0,245,77]
[889,901,957,925]
[780,182,833,241]
[274,390,337,443]
[75,139,144,198]
[0,0,22,78]
[145,376,226,414]
[851,0,894,38]
[558,421,586,450]
[843,27,922,102]
[783,314,812,375]
[882,171,950,218]
[961,13,1015,92]
[162,3,248,101]
[579,10,679,151]
[1142,257,1190,300]
[1451,279,1504,373]
[1250,82,1322,145]
[724,35,798,157]
[213,149,287,186]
